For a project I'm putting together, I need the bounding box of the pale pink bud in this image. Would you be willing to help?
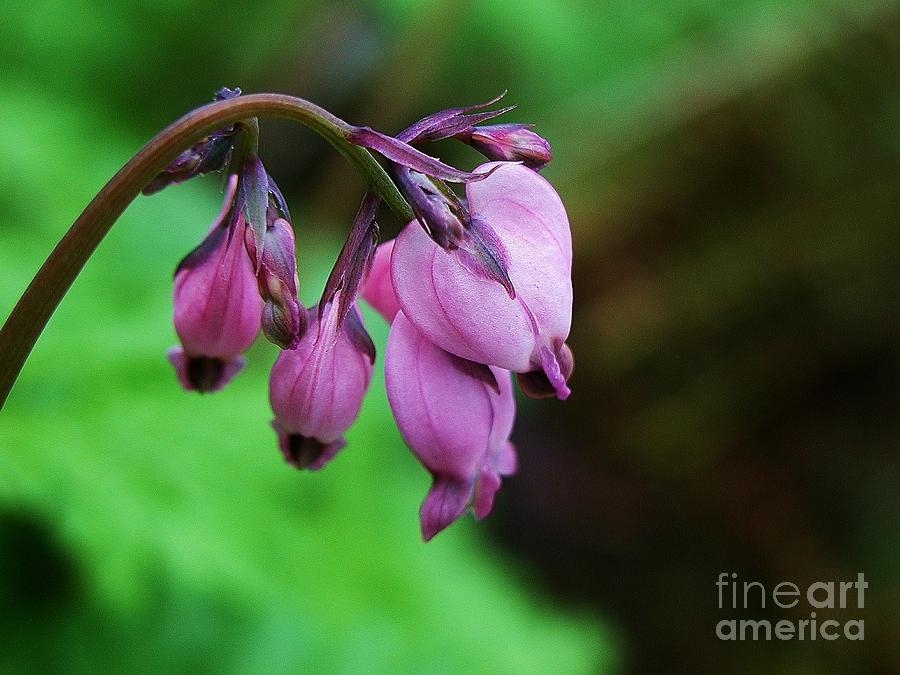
[391,162,573,399]
[360,238,401,322]
[168,175,262,392]
[385,313,517,540]
[243,216,304,349]
[269,299,375,470]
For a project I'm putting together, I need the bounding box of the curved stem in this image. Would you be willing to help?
[0,93,412,410]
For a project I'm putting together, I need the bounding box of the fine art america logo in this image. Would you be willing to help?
[716,572,866,641]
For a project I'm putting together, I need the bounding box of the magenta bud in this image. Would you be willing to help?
[360,239,401,322]
[462,124,552,170]
[244,216,304,349]
[391,162,573,399]
[169,175,262,392]
[385,313,517,540]
[269,299,375,470]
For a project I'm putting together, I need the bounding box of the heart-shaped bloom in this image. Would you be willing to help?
[269,298,375,470]
[385,312,517,540]
[168,175,263,392]
[391,162,573,398]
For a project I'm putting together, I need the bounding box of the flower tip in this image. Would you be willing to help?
[517,343,574,400]
[167,347,245,393]
[472,469,502,520]
[497,442,518,475]
[274,423,345,470]
[419,477,471,541]
[261,298,305,350]
[468,125,552,170]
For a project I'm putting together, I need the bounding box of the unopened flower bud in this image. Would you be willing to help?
[393,168,515,296]
[460,124,552,170]
[269,299,375,470]
[386,313,516,540]
[244,216,304,349]
[168,175,262,392]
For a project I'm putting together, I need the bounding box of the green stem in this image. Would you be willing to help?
[0,93,412,410]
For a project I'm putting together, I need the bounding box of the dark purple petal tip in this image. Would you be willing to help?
[168,347,245,393]
[274,423,345,471]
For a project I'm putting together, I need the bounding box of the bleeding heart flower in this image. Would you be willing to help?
[391,162,574,399]
[168,174,262,392]
[269,297,375,470]
[385,312,517,540]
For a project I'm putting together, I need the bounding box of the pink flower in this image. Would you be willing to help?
[168,175,262,392]
[391,162,574,399]
[385,312,517,540]
[360,238,401,322]
[269,298,375,470]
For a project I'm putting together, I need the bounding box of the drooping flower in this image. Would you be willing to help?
[168,174,263,392]
[390,161,574,399]
[385,312,517,540]
[269,298,375,470]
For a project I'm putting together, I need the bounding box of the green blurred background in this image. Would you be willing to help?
[1,0,898,672]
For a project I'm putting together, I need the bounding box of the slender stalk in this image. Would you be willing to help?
[0,93,412,410]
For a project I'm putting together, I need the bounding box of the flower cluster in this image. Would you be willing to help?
[148,90,572,540]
